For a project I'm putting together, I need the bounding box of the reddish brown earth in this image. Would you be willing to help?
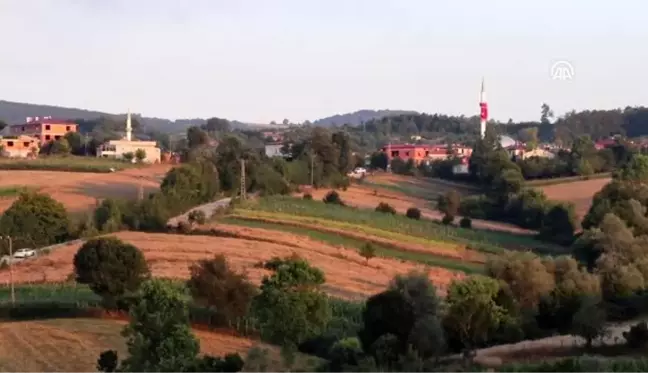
[0,231,463,299]
[0,165,171,213]
[540,178,610,219]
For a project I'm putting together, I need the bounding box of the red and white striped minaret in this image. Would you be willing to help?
[479,78,488,139]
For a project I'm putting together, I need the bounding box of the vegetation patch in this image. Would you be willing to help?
[525,172,612,187]
[0,156,140,173]
[0,186,34,197]
[222,217,484,274]
[239,196,563,254]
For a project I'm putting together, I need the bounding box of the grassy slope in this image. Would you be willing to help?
[238,196,565,255]
[222,217,483,274]
[0,156,140,173]
[0,186,33,197]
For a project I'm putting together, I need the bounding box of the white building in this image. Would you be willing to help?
[96,111,161,163]
[265,143,283,158]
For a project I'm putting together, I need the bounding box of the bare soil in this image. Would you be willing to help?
[0,231,463,299]
[0,165,171,214]
[540,177,610,220]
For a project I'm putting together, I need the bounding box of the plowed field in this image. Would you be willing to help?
[540,177,610,219]
[0,231,462,299]
[0,165,171,213]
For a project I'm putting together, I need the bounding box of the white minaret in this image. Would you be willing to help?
[126,109,132,142]
[479,78,488,139]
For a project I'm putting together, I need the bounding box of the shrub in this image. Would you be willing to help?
[187,209,207,225]
[624,321,648,348]
[97,350,119,372]
[73,237,150,306]
[323,190,345,206]
[375,202,396,215]
[359,243,376,264]
[459,217,472,229]
[405,207,421,220]
[441,215,454,225]
[187,255,258,326]
[303,193,313,200]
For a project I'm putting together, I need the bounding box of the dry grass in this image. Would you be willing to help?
[0,165,172,214]
[0,231,463,299]
[0,318,312,372]
[540,177,610,220]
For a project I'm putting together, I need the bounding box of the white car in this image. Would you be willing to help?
[353,167,367,175]
[13,248,36,259]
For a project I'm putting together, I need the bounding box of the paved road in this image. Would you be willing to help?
[166,197,232,227]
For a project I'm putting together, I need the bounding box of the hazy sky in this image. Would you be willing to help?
[1,0,647,123]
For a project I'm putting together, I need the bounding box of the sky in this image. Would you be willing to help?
[1,0,647,124]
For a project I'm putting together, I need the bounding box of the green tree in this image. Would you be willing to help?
[437,190,461,219]
[360,272,445,363]
[486,251,555,311]
[518,127,539,150]
[48,138,71,155]
[73,237,150,305]
[538,203,577,245]
[64,132,85,155]
[443,276,505,357]
[540,103,554,126]
[205,117,231,133]
[122,152,135,162]
[0,192,70,249]
[187,126,210,149]
[187,209,207,226]
[119,279,200,372]
[252,257,332,354]
[617,154,648,184]
[0,119,7,132]
[369,152,389,170]
[135,148,146,163]
[571,297,607,349]
[187,255,257,327]
[359,243,376,264]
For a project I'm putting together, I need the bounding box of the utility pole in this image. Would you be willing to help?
[240,159,246,200]
[310,152,315,187]
[137,176,144,201]
[2,236,14,305]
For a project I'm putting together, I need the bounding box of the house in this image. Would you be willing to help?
[381,144,431,165]
[96,112,161,163]
[265,143,284,158]
[9,116,77,144]
[506,145,556,160]
[452,156,470,174]
[594,138,617,150]
[0,135,40,158]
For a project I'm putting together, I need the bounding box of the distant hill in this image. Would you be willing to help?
[0,100,261,134]
[313,109,419,127]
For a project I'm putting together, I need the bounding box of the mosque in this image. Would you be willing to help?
[96,111,161,163]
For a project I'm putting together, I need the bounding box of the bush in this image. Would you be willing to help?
[303,193,313,200]
[73,237,150,306]
[323,190,345,206]
[441,215,454,225]
[375,202,396,215]
[187,255,258,327]
[359,243,376,263]
[405,207,421,220]
[187,209,207,225]
[624,321,648,348]
[459,217,472,228]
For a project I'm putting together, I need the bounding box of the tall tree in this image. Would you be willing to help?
[205,117,231,133]
[119,279,200,372]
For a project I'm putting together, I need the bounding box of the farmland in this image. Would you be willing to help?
[0,156,141,173]
[540,177,610,220]
[0,318,316,372]
[235,196,565,255]
[0,230,463,299]
[0,164,171,214]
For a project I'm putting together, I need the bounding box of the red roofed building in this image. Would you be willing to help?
[9,116,77,144]
[381,143,471,164]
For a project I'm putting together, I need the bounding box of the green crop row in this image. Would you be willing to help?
[239,196,560,254]
[222,217,484,274]
[0,156,139,173]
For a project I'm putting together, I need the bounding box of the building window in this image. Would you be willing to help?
[21,127,25,132]
[66,126,70,131]
[45,135,51,140]
[54,135,61,140]
[45,125,51,130]
[405,151,410,156]
[7,141,14,147]
[23,142,29,147]
[391,151,399,157]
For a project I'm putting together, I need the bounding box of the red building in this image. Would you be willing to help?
[9,116,77,144]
